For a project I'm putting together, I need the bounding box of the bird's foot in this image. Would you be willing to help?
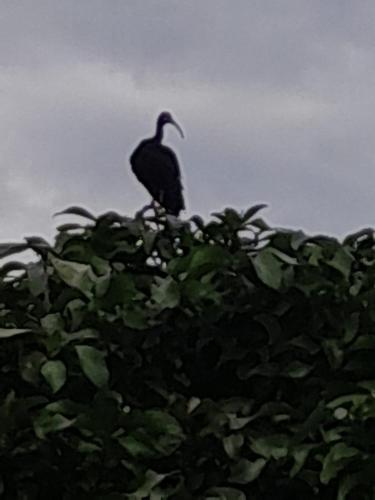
[135,203,154,219]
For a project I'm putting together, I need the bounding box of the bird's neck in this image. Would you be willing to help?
[153,121,164,143]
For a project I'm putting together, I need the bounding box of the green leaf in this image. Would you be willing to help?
[119,410,184,459]
[268,248,298,265]
[27,261,48,296]
[19,351,47,384]
[151,276,180,310]
[243,204,268,221]
[77,440,102,454]
[212,208,242,227]
[349,335,375,351]
[306,244,323,266]
[320,442,360,484]
[326,394,367,409]
[223,434,244,458]
[142,410,185,456]
[358,380,375,392]
[100,273,137,308]
[56,223,84,232]
[205,487,246,500]
[50,255,96,297]
[118,434,156,459]
[54,206,96,221]
[190,214,205,230]
[41,360,67,393]
[290,444,316,477]
[64,299,86,331]
[252,248,283,289]
[283,360,313,379]
[288,335,320,355]
[75,345,109,388]
[229,457,266,484]
[33,411,75,439]
[63,328,99,344]
[25,236,51,247]
[249,217,270,231]
[294,403,327,441]
[142,229,158,255]
[121,309,148,330]
[337,473,362,500]
[41,313,65,335]
[247,401,292,423]
[323,339,344,369]
[0,328,31,338]
[189,246,229,273]
[0,242,28,259]
[0,261,27,276]
[249,434,289,460]
[290,230,308,250]
[127,469,168,499]
[327,247,354,279]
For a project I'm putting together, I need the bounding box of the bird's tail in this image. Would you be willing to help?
[164,184,185,216]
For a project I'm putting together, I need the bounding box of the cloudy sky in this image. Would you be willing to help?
[1,1,375,245]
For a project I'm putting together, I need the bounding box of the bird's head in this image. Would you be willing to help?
[157,111,184,138]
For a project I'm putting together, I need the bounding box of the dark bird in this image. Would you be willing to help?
[130,111,185,216]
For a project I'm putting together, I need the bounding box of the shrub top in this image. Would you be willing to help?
[0,205,375,499]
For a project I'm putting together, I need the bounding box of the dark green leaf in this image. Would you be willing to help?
[75,345,109,387]
[19,351,47,384]
[320,443,360,484]
[243,204,268,221]
[0,261,27,276]
[0,243,28,259]
[327,247,354,279]
[56,223,84,232]
[33,411,75,439]
[50,255,96,297]
[252,248,283,289]
[229,457,266,484]
[189,246,229,273]
[0,328,30,338]
[249,434,289,460]
[54,206,96,221]
[205,487,246,500]
[41,360,67,393]
[223,434,244,458]
[283,361,313,379]
[290,445,316,477]
[27,261,48,296]
[337,474,362,500]
[151,276,180,309]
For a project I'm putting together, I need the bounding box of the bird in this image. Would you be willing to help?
[130,111,185,216]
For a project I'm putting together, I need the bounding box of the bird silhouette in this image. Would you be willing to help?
[130,111,185,216]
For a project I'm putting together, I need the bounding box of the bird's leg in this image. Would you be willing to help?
[151,199,158,214]
[136,202,154,219]
[136,200,163,230]
[151,200,164,230]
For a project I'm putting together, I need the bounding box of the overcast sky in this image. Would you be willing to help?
[1,1,375,245]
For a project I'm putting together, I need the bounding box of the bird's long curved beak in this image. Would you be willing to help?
[170,119,184,138]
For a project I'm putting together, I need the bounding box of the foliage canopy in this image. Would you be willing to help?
[1,205,375,498]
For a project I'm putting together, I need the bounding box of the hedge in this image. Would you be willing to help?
[0,205,375,498]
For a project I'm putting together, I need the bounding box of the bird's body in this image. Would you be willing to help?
[130,112,185,216]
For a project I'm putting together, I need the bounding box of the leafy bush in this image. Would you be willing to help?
[1,205,375,498]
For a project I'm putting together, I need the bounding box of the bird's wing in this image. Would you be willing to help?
[158,145,182,180]
[131,142,182,184]
[130,141,185,214]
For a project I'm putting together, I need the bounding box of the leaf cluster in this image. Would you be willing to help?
[0,206,375,498]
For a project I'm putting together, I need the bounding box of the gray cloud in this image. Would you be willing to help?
[1,0,375,246]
